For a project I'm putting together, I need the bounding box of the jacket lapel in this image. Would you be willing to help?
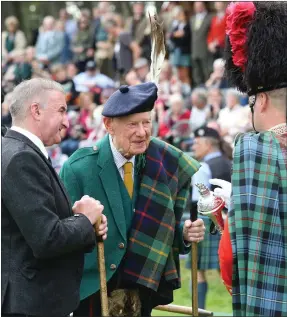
[5,130,71,210]
[97,135,127,241]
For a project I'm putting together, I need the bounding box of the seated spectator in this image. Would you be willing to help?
[134,58,149,83]
[60,92,96,156]
[59,111,82,157]
[157,60,174,103]
[12,49,32,84]
[159,93,191,141]
[66,62,79,79]
[205,58,228,89]
[51,64,79,107]
[73,60,115,93]
[92,88,113,141]
[125,70,141,86]
[77,92,97,138]
[25,46,35,63]
[189,88,210,131]
[207,87,225,120]
[217,88,252,145]
[2,16,27,66]
[35,16,64,69]
[79,88,114,148]
[2,50,32,93]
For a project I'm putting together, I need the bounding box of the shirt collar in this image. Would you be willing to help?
[11,126,49,159]
[109,134,135,169]
[203,151,222,162]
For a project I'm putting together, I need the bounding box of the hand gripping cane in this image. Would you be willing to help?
[191,206,199,317]
[95,218,109,316]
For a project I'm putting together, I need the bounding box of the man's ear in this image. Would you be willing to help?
[30,102,41,121]
[103,117,114,135]
[257,92,268,114]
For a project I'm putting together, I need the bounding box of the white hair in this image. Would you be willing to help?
[9,78,65,121]
[192,88,208,104]
[170,93,183,105]
[226,88,242,101]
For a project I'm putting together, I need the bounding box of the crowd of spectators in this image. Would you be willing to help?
[2,1,253,171]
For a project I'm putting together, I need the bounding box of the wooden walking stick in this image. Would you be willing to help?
[95,218,109,316]
[191,206,199,317]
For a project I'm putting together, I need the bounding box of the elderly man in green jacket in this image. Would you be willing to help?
[60,82,205,317]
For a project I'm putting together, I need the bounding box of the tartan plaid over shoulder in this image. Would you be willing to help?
[122,137,200,291]
[229,131,287,316]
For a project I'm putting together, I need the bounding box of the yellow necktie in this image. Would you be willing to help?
[123,162,133,198]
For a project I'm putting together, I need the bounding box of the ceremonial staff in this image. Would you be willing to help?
[191,203,199,316]
[95,218,109,316]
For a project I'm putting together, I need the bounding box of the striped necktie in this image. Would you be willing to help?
[123,162,133,198]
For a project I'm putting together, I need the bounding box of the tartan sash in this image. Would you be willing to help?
[122,137,200,291]
[229,132,287,316]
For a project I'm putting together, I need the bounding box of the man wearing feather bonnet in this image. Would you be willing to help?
[60,15,205,317]
[211,2,287,316]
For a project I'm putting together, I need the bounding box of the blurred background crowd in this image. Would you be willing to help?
[2,1,252,311]
[1,1,252,170]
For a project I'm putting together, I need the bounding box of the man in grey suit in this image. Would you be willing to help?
[190,2,213,86]
[1,78,108,317]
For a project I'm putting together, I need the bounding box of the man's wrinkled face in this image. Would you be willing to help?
[192,137,211,161]
[104,112,152,158]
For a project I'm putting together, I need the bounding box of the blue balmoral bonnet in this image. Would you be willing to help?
[102,82,158,117]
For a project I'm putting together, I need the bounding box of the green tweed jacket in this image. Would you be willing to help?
[60,135,200,300]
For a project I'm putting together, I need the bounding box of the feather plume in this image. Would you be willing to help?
[149,13,166,85]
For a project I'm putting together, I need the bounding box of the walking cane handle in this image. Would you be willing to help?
[95,217,103,242]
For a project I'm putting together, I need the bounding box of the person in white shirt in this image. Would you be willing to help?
[217,88,251,145]
[189,87,210,131]
[73,60,115,93]
[1,78,107,317]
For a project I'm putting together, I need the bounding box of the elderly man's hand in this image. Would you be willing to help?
[96,214,108,240]
[183,219,205,243]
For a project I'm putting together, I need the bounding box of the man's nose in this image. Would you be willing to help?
[63,113,69,129]
[136,123,146,136]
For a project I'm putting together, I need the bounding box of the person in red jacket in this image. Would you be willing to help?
[207,2,227,59]
[158,93,191,144]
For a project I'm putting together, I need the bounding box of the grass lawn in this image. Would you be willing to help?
[152,258,232,316]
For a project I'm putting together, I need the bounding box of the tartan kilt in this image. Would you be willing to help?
[186,216,220,270]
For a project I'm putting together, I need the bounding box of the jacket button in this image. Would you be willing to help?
[118,242,125,249]
[110,264,117,270]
